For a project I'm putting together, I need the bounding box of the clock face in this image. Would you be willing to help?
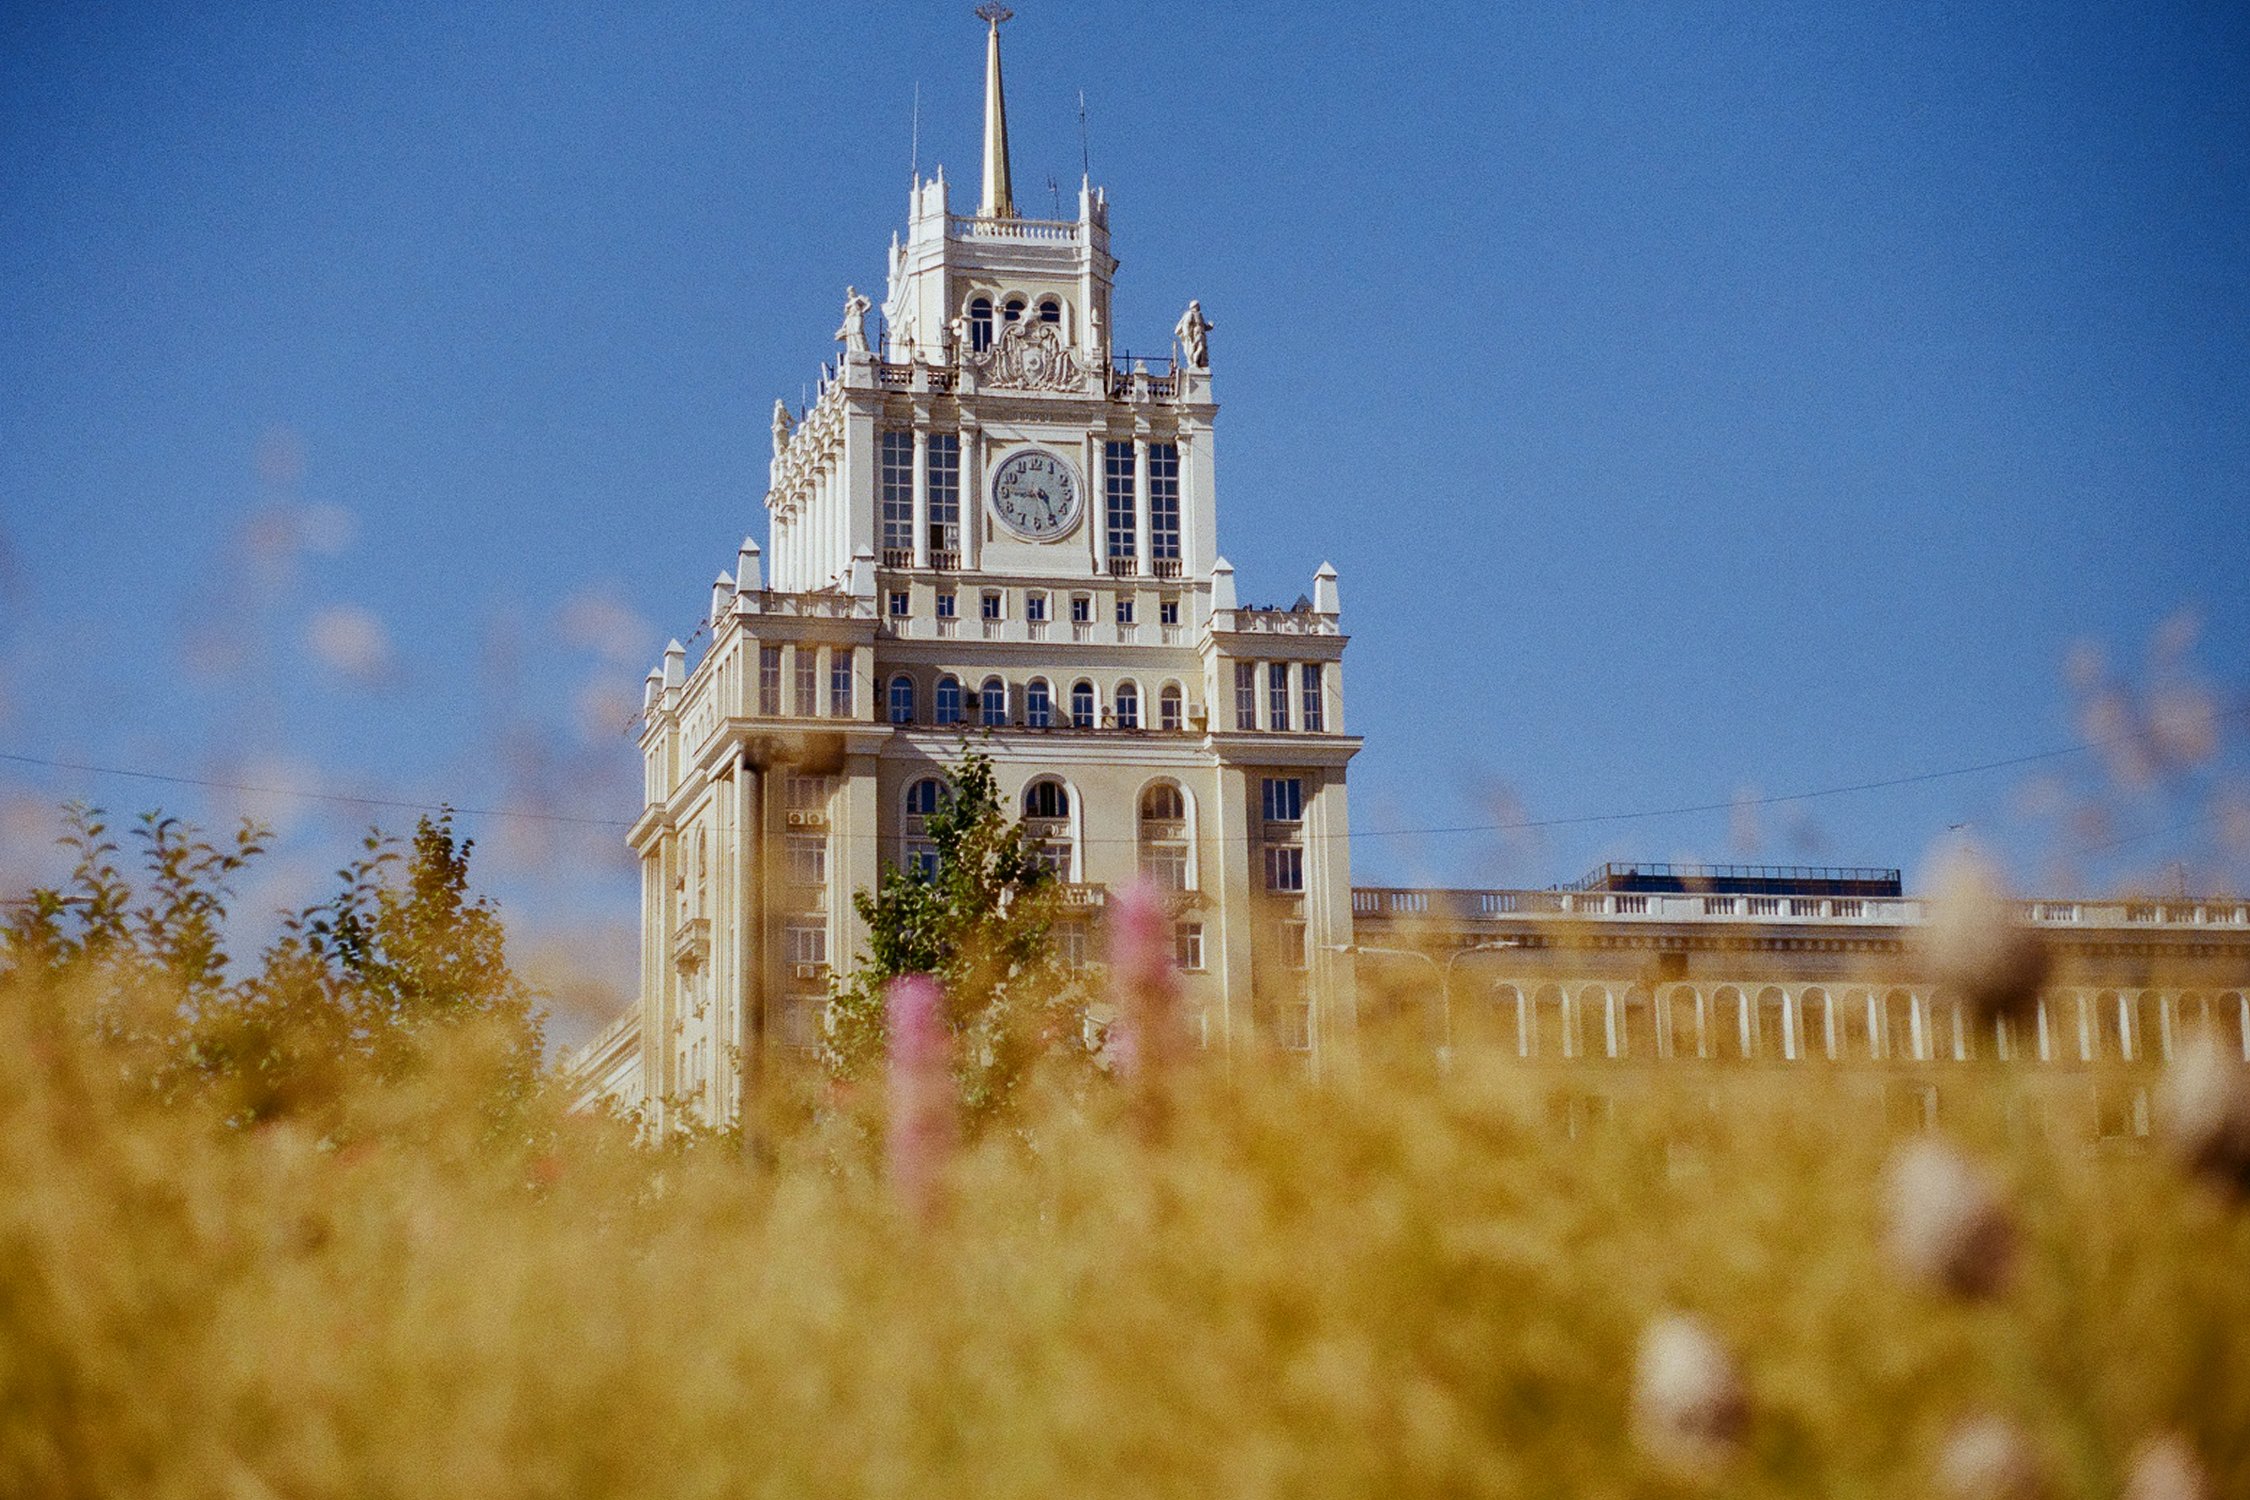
[988,447,1083,542]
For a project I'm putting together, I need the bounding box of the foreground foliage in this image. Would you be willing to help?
[2,965,2245,1498]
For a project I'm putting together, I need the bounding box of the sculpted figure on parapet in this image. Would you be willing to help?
[770,399,793,456]
[1174,299,1212,368]
[835,285,872,354]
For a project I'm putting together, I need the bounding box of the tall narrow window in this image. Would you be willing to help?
[1003,296,1026,324]
[935,675,963,726]
[980,676,1008,727]
[926,434,961,559]
[1070,680,1096,729]
[1268,662,1291,731]
[968,297,993,353]
[1300,663,1324,732]
[1104,441,1136,566]
[1147,442,1181,565]
[830,652,853,717]
[1159,682,1184,731]
[794,651,818,717]
[1262,777,1304,824]
[1037,296,1062,324]
[1140,783,1191,891]
[1264,845,1304,893]
[878,431,913,559]
[1115,680,1140,730]
[888,675,915,725]
[1025,678,1052,729]
[759,646,782,716]
[1234,662,1257,730]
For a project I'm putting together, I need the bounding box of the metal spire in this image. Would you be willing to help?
[975,3,1015,218]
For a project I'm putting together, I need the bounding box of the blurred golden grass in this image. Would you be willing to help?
[4,976,2246,1499]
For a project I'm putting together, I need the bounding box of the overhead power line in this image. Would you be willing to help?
[1,702,2238,849]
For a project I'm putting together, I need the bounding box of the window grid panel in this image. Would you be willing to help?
[1300,663,1324,732]
[1104,441,1136,561]
[1148,443,1181,561]
[1267,662,1291,732]
[926,434,961,555]
[831,655,853,717]
[759,646,782,716]
[1234,662,1257,731]
[793,653,818,717]
[878,431,913,554]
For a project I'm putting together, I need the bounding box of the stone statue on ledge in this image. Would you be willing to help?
[1174,299,1213,369]
[771,399,793,456]
[835,286,872,354]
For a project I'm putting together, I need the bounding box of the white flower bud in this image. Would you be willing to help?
[1919,845,2048,1024]
[1884,1140,2017,1299]
[1633,1314,1746,1471]
[2125,1435,2211,1500]
[1936,1415,2048,1500]
[2158,1042,2250,1197]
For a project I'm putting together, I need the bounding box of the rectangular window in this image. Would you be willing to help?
[785,773,832,811]
[1234,662,1257,730]
[1278,1001,1314,1053]
[785,834,827,887]
[1070,594,1092,624]
[878,431,913,556]
[905,842,939,880]
[1262,777,1304,823]
[887,589,909,617]
[925,434,960,557]
[1143,843,1189,892]
[794,651,818,717]
[1147,442,1181,562]
[1026,592,1048,623]
[1264,845,1305,893]
[1104,440,1136,563]
[759,645,782,716]
[1175,921,1205,972]
[935,591,956,619]
[981,590,1003,621]
[1268,662,1291,731]
[1159,598,1179,626]
[830,653,853,717]
[1278,919,1308,970]
[1055,920,1090,971]
[784,921,827,968]
[1300,663,1324,732]
[1115,597,1135,625]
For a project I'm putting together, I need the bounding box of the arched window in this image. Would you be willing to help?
[1838,990,1876,1061]
[1756,987,1790,1059]
[1037,296,1062,324]
[1070,680,1096,729]
[1800,988,1834,1061]
[1115,680,1140,730]
[902,776,945,879]
[1531,984,1567,1060]
[1487,984,1525,1057]
[968,297,993,352]
[1138,781,1191,891]
[935,675,963,726]
[1002,296,1026,324]
[1620,986,1657,1060]
[1664,986,1704,1060]
[1159,682,1184,731]
[887,675,915,725]
[1882,989,1919,1061]
[980,676,1009,727]
[1025,678,1053,729]
[1713,987,1750,1060]
[694,829,709,916]
[1022,778,1072,877]
[2095,990,2126,1061]
[905,777,946,818]
[1575,986,1606,1060]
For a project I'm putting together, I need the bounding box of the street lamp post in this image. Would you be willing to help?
[1324,939,1520,1069]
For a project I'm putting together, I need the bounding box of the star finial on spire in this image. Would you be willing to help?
[975,3,1013,26]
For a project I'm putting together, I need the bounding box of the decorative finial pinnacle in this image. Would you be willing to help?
[975,3,1013,26]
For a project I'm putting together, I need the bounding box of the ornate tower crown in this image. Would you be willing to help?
[976,3,1015,218]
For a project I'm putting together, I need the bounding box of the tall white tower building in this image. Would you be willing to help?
[580,11,1360,1122]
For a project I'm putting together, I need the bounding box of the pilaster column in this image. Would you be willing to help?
[963,424,984,570]
[911,429,930,569]
[1132,434,1152,575]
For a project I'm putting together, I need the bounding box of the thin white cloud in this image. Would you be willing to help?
[305,604,395,684]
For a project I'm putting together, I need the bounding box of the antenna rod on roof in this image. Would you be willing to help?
[1078,88,1090,181]
[910,81,921,189]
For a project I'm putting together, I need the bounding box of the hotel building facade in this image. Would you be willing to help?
[572,19,2248,1133]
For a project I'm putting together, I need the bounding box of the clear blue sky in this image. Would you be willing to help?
[3,2,2245,1028]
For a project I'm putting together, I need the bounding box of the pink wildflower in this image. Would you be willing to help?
[1106,878,1182,1081]
[885,974,955,1217]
